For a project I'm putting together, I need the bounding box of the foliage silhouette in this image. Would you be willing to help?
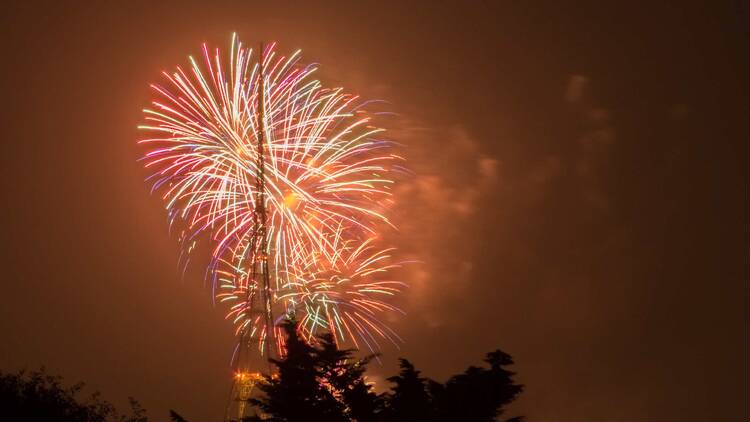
[245,319,523,421]
[383,359,434,421]
[244,319,369,422]
[1,324,522,421]
[315,332,381,422]
[429,350,524,422]
[0,367,147,422]
[169,409,189,422]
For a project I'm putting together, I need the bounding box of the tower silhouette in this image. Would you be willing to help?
[224,42,278,421]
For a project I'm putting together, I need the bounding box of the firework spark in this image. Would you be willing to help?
[139,34,404,353]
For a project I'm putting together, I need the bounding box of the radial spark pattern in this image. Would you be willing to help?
[139,35,404,353]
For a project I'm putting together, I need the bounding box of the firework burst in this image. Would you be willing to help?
[139,34,404,353]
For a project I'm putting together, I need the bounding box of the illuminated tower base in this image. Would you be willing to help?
[226,370,265,420]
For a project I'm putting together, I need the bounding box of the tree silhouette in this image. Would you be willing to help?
[384,359,434,422]
[246,320,523,421]
[169,410,188,422]
[1,330,523,421]
[0,367,147,422]
[430,350,524,422]
[315,333,381,422]
[247,320,351,421]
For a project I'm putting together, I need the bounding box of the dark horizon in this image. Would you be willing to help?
[1,1,749,421]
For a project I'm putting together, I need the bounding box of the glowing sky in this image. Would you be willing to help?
[1,2,748,421]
